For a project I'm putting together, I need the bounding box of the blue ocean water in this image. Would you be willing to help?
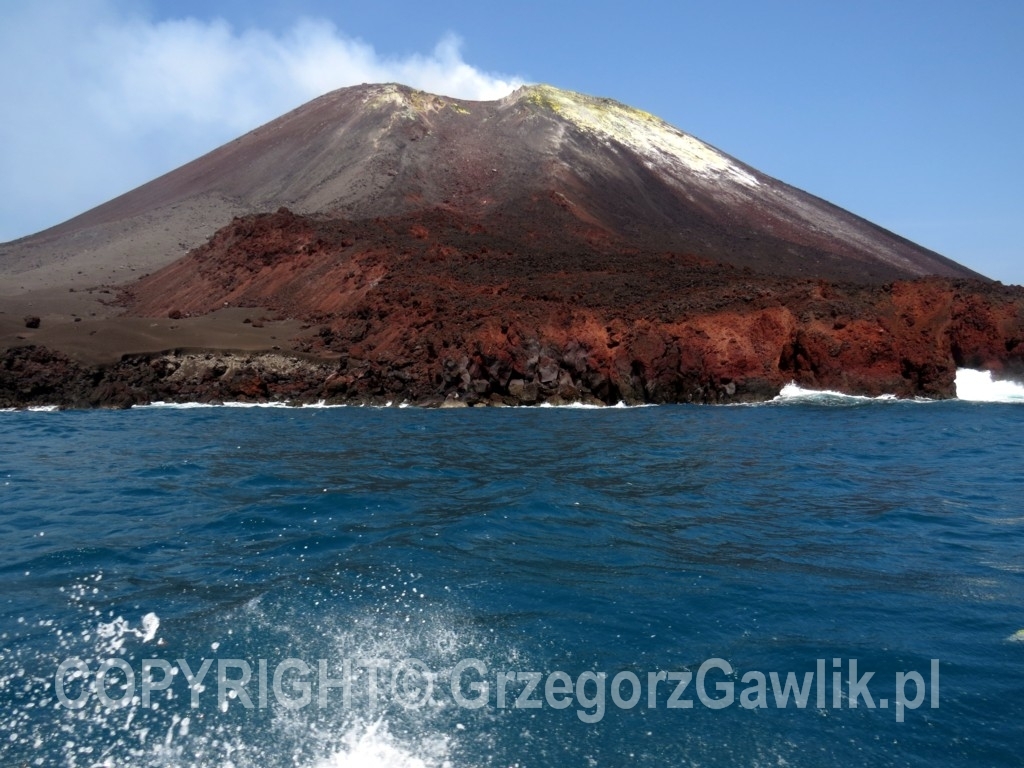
[1,393,1022,767]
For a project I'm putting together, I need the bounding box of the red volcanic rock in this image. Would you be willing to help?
[119,207,1024,405]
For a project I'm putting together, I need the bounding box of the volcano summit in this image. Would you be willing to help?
[1,83,1022,407]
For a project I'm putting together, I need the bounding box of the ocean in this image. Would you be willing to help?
[1,372,1022,767]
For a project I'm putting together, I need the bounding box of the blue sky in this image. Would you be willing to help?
[1,0,1021,284]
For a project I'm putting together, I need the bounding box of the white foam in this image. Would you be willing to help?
[16,570,485,767]
[773,382,901,403]
[94,611,161,653]
[135,401,221,409]
[312,720,453,768]
[139,612,160,643]
[136,400,349,409]
[538,401,605,409]
[136,399,655,411]
[955,368,1024,403]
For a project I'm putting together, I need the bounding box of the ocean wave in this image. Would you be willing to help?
[6,369,1023,412]
[136,400,350,410]
[954,369,1024,403]
[135,399,653,411]
[768,383,909,406]
[537,400,654,409]
[768,368,1024,406]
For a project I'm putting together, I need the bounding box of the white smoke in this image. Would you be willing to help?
[0,1,525,242]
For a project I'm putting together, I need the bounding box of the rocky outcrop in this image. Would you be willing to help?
[3,208,1011,409]
[5,270,1023,409]
[0,347,339,409]
[5,277,1024,410]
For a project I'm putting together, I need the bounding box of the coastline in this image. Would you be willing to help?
[4,242,1024,412]
[0,345,758,410]
[4,339,1022,410]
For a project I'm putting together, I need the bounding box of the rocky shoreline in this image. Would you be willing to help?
[6,213,1024,412]
[5,272,1024,411]
[0,345,757,410]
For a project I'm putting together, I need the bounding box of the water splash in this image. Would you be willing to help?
[771,382,902,405]
[0,568,498,767]
[312,719,453,768]
[955,369,1024,403]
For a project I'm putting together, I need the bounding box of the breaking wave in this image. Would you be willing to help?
[770,368,1024,405]
[954,369,1024,403]
[770,383,904,405]
[6,369,1023,414]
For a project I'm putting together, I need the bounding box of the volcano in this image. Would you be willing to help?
[1,83,1022,408]
[1,83,980,286]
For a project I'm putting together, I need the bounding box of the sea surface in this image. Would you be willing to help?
[1,373,1022,767]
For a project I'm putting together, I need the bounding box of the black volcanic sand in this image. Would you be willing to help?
[0,290,306,366]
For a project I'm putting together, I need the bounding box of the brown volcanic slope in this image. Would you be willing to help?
[3,83,1022,408]
[115,205,1023,407]
[1,83,980,289]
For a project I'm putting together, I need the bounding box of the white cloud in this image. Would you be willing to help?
[0,0,524,242]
